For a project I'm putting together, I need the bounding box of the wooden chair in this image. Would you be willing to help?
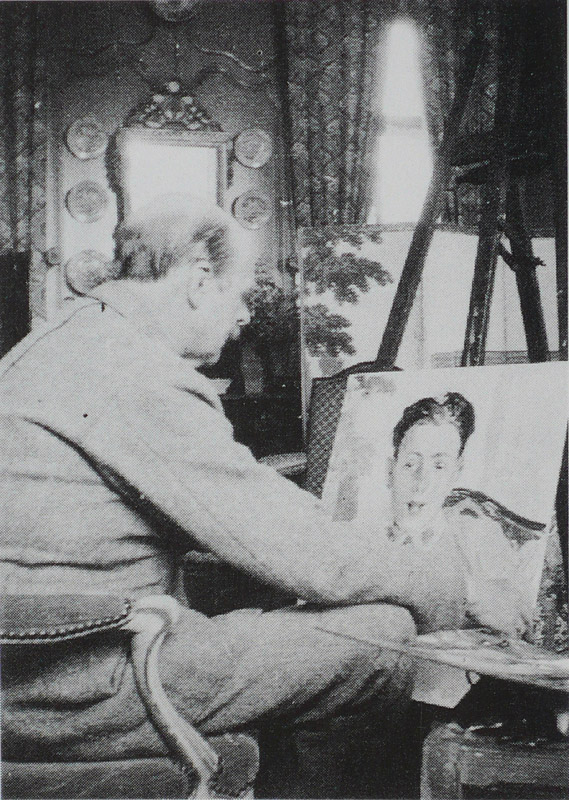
[263,360,397,496]
[1,593,259,799]
[421,714,568,799]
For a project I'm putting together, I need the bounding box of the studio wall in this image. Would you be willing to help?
[45,0,283,311]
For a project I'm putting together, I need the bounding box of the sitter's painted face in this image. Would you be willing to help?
[390,420,463,535]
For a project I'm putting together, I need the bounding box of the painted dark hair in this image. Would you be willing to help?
[393,392,475,457]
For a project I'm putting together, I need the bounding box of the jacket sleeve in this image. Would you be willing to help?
[73,369,449,615]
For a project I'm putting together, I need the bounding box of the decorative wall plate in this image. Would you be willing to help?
[234,129,273,168]
[65,181,109,223]
[233,190,272,230]
[64,250,113,295]
[65,118,108,160]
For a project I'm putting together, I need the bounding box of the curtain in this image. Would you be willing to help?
[279,0,498,233]
[417,1,497,145]
[0,2,48,351]
[418,0,498,226]
[280,0,382,228]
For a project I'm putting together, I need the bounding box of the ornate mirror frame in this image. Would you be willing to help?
[115,127,233,219]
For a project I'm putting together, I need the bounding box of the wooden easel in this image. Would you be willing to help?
[371,0,567,569]
[374,2,566,369]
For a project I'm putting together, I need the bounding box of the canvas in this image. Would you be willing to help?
[322,363,567,618]
[299,225,558,417]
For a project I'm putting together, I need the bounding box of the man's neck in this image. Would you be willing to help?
[90,280,200,363]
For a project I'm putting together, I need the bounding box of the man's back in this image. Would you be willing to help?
[0,299,221,598]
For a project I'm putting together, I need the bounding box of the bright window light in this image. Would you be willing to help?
[375,19,433,226]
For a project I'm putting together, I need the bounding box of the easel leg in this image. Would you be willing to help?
[461,5,525,367]
[506,180,549,362]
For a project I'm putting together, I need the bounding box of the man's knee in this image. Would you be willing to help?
[328,604,416,701]
[314,603,416,695]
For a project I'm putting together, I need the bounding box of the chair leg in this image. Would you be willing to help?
[420,723,464,800]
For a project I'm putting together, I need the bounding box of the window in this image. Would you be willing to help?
[372,19,432,226]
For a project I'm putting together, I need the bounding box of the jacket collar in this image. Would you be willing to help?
[89,282,224,413]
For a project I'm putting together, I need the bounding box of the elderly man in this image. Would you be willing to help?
[0,196,520,798]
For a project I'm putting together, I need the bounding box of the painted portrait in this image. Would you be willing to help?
[322,363,567,621]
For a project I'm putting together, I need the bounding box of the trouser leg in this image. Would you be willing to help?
[160,602,416,798]
[161,602,416,735]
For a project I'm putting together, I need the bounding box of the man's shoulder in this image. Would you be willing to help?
[0,299,147,407]
[0,297,224,427]
[0,299,125,368]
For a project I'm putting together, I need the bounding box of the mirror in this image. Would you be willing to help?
[115,127,233,217]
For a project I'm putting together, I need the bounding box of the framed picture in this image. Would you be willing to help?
[116,128,233,218]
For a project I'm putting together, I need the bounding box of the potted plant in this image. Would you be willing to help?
[241,267,299,393]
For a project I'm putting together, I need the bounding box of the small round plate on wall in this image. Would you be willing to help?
[65,181,109,223]
[65,117,108,160]
[64,249,115,295]
[234,129,273,169]
[233,190,272,230]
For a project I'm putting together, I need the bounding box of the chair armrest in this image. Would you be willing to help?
[126,595,221,797]
[126,595,260,797]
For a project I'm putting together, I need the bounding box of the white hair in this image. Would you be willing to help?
[113,194,254,281]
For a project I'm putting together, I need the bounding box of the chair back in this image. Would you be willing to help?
[0,594,131,644]
[304,361,397,497]
[303,373,348,497]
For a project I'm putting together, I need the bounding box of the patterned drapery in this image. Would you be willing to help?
[281,0,382,228]
[418,0,497,227]
[0,2,48,335]
[417,0,497,146]
[280,0,496,231]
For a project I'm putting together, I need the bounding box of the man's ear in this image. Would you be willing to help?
[185,262,214,309]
